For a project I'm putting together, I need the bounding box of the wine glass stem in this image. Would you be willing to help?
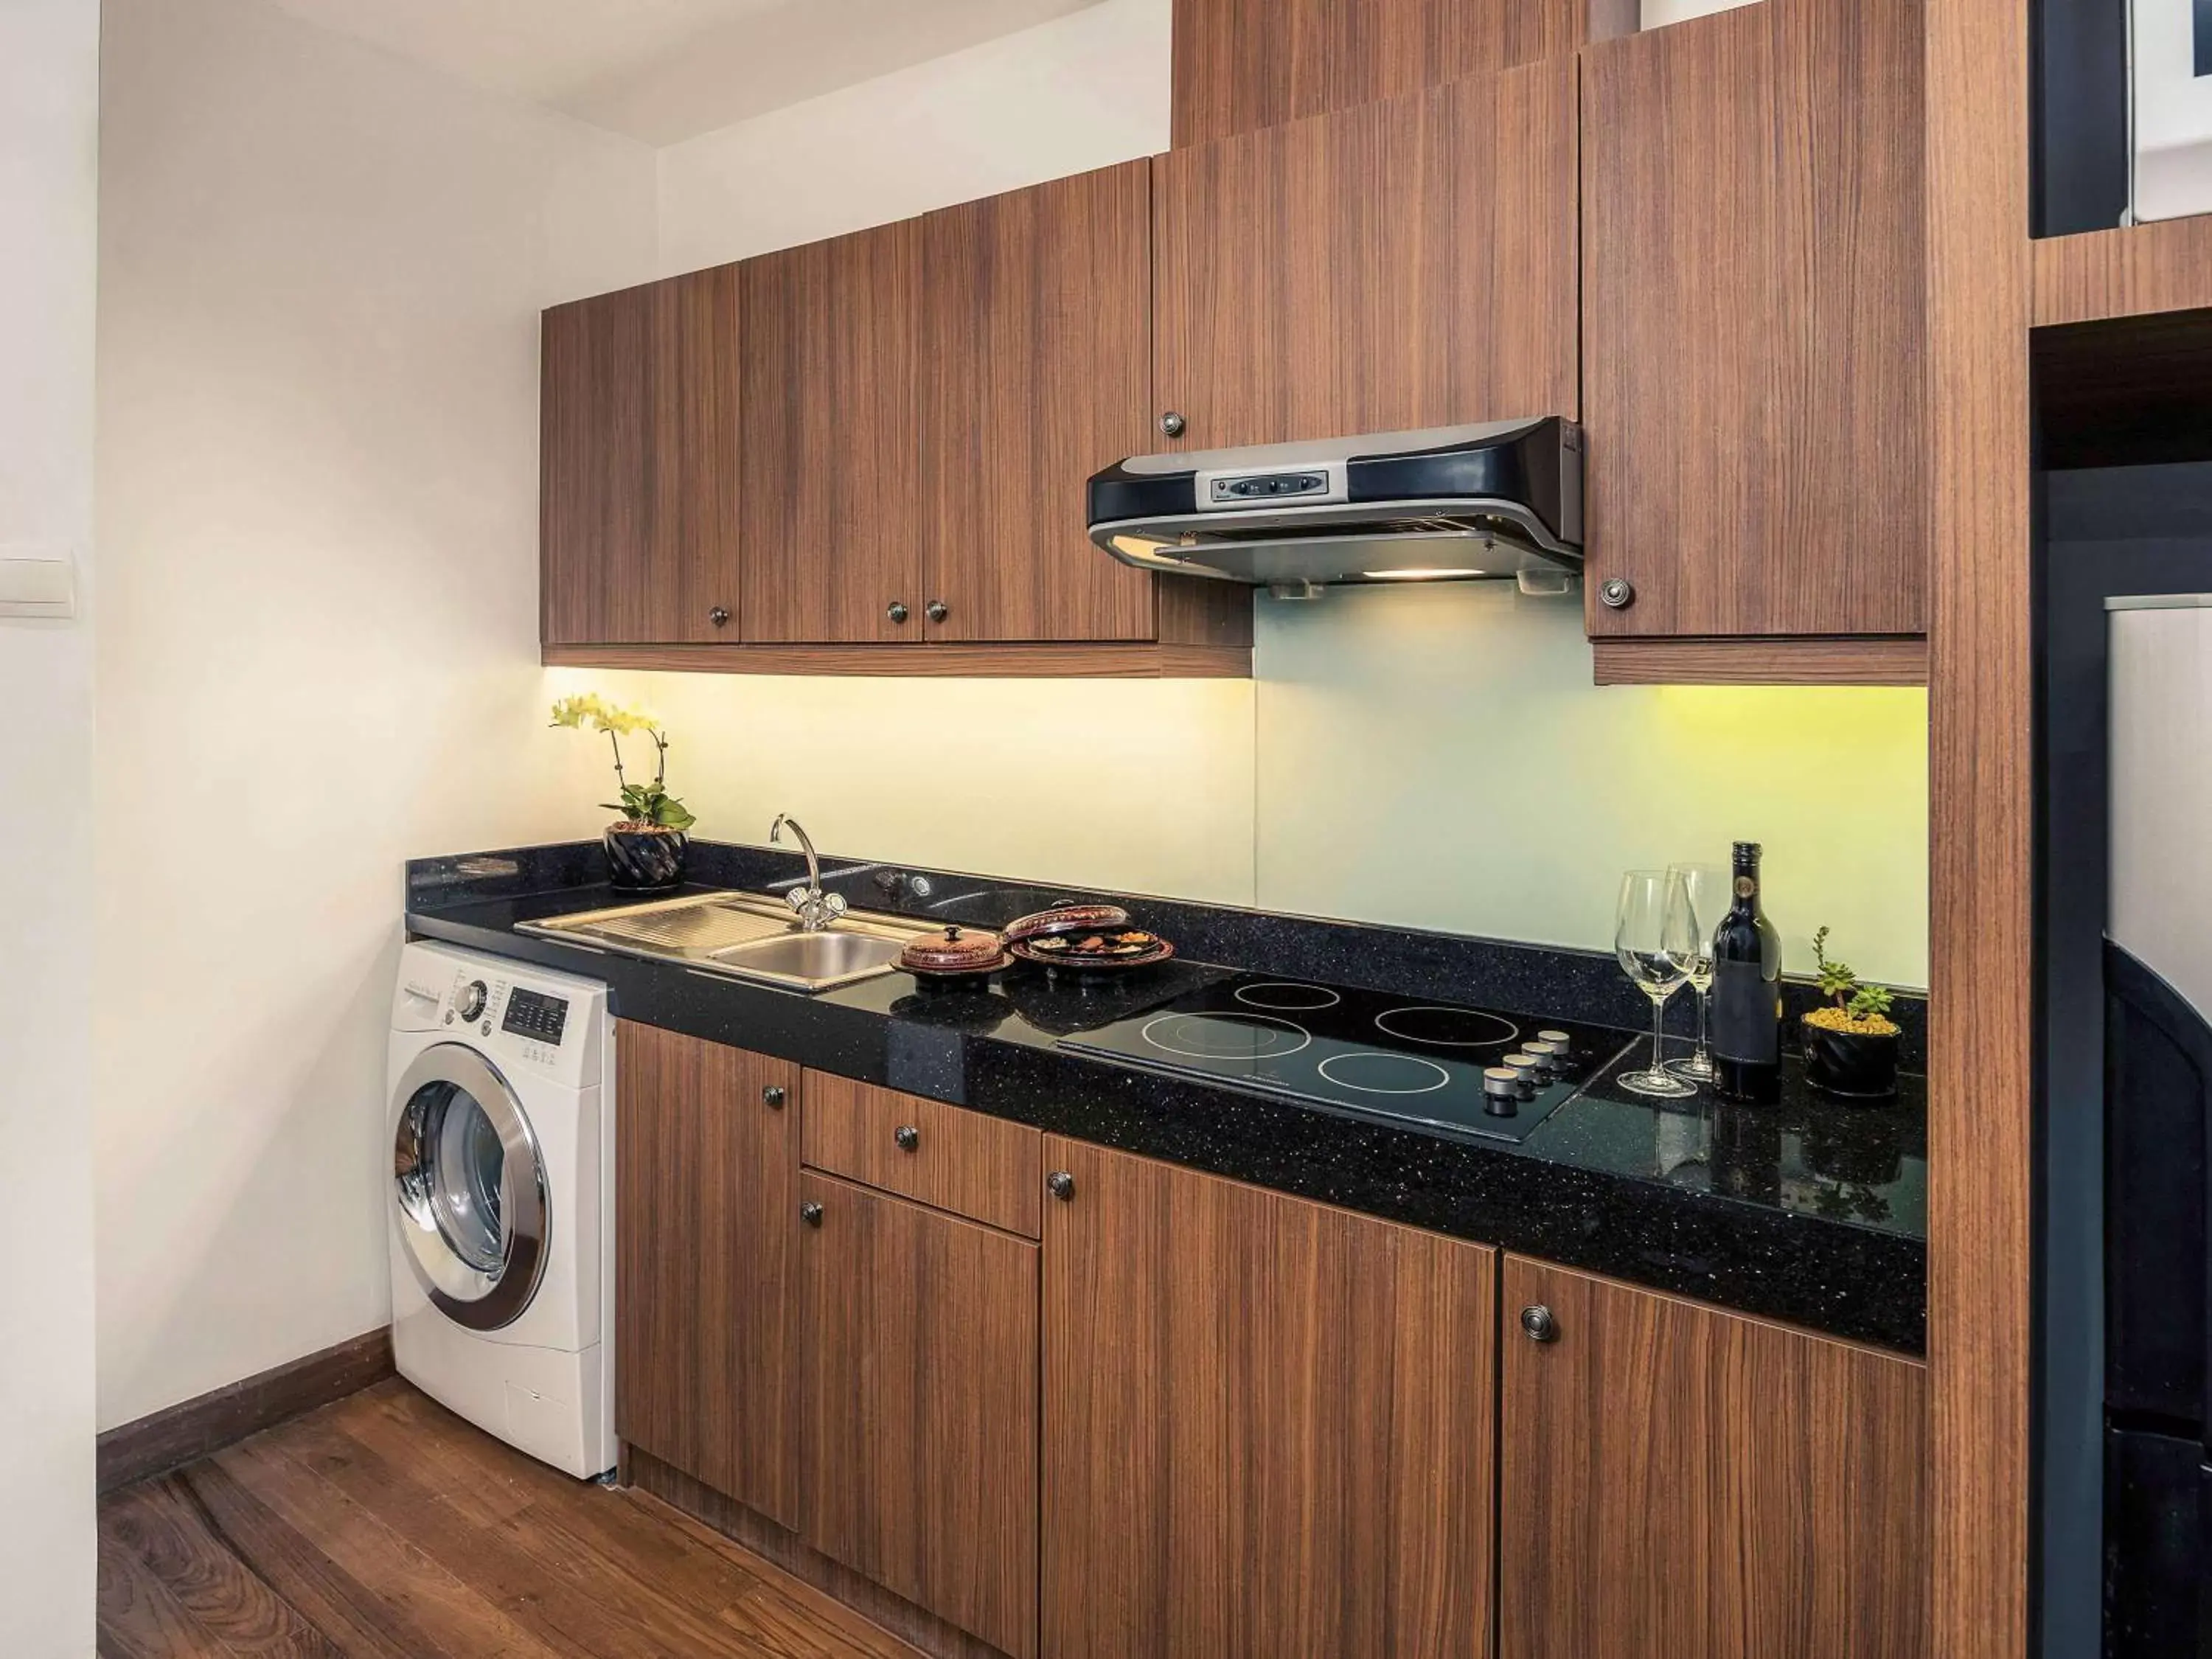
[1694,984,1711,1067]
[1650,992,1669,1072]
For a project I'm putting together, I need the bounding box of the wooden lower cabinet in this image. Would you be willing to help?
[1040,1138,1496,1659]
[613,1024,799,1530]
[1498,1256,1927,1659]
[798,1172,1040,1659]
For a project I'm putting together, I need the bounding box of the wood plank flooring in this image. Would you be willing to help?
[97,1378,923,1659]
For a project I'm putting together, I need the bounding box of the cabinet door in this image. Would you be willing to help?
[614,1023,799,1529]
[1042,1139,1494,1659]
[740,219,922,644]
[1581,0,1925,639]
[1153,64,1577,457]
[1498,1256,1927,1659]
[919,161,1156,644]
[541,267,741,646]
[1170,0,1586,149]
[799,1172,1039,1659]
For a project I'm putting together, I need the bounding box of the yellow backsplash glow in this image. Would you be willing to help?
[544,586,1930,990]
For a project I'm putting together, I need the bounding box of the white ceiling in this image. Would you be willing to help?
[265,0,1103,146]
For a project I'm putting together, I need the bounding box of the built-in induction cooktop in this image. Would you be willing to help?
[1059,973,1635,1143]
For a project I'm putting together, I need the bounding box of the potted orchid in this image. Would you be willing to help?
[1801,926,1902,1099]
[551,694,696,891]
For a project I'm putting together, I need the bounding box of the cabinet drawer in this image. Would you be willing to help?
[801,1071,1042,1237]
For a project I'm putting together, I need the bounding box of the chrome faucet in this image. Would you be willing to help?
[770,814,845,931]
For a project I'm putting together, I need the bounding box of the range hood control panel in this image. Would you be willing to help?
[1197,456,1349,512]
[1211,471,1327,503]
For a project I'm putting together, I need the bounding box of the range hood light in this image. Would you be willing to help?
[1363,568,1485,581]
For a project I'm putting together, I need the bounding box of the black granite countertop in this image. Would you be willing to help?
[406,848,1927,1355]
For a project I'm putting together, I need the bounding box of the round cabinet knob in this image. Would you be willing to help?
[1598,577,1636,611]
[894,1124,919,1152]
[709,606,731,628]
[1520,1304,1559,1343]
[800,1200,824,1228]
[925,600,949,624]
[456,980,488,1022]
[1047,1170,1076,1202]
[886,601,911,624]
[762,1085,787,1110]
[1158,411,1187,439]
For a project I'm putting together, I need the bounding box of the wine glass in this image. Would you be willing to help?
[1615,869,1698,1099]
[1664,862,1728,1084]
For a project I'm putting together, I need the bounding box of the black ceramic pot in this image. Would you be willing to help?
[605,824,686,891]
[1800,1018,1899,1099]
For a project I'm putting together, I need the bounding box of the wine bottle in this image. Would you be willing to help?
[1709,841,1782,1102]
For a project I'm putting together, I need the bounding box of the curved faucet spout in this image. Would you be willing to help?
[769,814,842,931]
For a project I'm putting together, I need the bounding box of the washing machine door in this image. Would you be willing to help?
[390,1043,549,1332]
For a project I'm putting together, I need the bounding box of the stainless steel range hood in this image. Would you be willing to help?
[1085,417,1582,590]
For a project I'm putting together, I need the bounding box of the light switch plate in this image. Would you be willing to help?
[0,549,77,619]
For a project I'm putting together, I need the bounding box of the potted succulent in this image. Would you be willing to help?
[1801,926,1901,1099]
[551,694,696,891]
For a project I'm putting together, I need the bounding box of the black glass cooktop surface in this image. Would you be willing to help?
[1060,972,1635,1143]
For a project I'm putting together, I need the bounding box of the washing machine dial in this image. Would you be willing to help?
[455,979,489,1022]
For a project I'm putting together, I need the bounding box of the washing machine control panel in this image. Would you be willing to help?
[501,987,569,1045]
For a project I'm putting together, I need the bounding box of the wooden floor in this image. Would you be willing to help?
[97,1378,922,1659]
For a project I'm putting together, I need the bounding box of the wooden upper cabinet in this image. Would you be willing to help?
[1498,1256,1927,1659]
[740,218,922,644]
[919,161,1158,644]
[1154,63,1579,457]
[541,267,741,645]
[1042,1138,1495,1658]
[614,1024,799,1530]
[1581,0,1927,640]
[1170,0,1590,148]
[798,1172,1040,1659]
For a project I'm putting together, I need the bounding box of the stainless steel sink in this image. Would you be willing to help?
[516,890,931,992]
[709,929,909,987]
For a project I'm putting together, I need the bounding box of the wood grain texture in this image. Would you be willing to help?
[920,162,1157,644]
[2034,215,2212,326]
[97,1329,392,1494]
[1925,0,2034,1653]
[630,1447,1009,1659]
[1590,636,1928,686]
[1169,0,1583,147]
[1154,574,1254,649]
[799,1174,1040,1659]
[1497,1256,1927,1659]
[801,1071,1043,1237]
[742,218,922,644]
[541,266,741,646]
[1154,63,1578,455]
[616,1022,801,1529]
[1581,0,1927,639]
[97,1378,917,1659]
[1040,1138,1494,1659]
[541,640,1253,677]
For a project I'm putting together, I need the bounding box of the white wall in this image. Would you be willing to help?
[658,0,1171,271]
[0,0,100,1648]
[93,0,658,1430]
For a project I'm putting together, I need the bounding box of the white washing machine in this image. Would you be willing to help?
[386,939,615,1477]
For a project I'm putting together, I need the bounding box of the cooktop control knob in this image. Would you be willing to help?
[1500,1052,1541,1086]
[1537,1029,1573,1053]
[1523,1040,1564,1074]
[456,980,488,1023]
[1483,1068,1523,1114]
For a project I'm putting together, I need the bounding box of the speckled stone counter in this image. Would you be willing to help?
[406,842,1927,1354]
